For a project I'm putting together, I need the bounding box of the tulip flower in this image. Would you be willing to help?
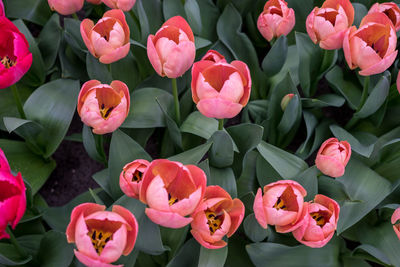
[66,203,138,267]
[343,13,398,76]
[201,50,226,63]
[0,148,10,173]
[391,207,400,240]
[191,53,251,119]
[87,0,102,4]
[191,186,244,249]
[253,180,307,233]
[120,159,150,199]
[0,0,4,16]
[147,16,196,78]
[139,159,207,229]
[48,0,84,15]
[292,195,340,248]
[0,17,33,89]
[77,80,130,135]
[102,0,136,11]
[81,10,130,64]
[280,93,294,111]
[306,0,354,50]
[257,0,295,42]
[315,138,351,178]
[369,2,400,32]
[397,71,400,94]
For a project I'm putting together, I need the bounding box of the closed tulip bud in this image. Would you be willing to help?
[147,16,196,78]
[315,138,351,178]
[253,180,307,233]
[81,10,130,64]
[343,13,398,76]
[119,159,150,199]
[48,0,84,15]
[191,186,245,249]
[391,207,400,240]
[102,0,136,11]
[280,93,294,111]
[77,80,130,135]
[369,2,400,32]
[66,203,138,267]
[257,0,295,42]
[293,195,340,248]
[139,159,207,229]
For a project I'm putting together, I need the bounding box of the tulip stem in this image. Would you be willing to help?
[345,76,369,130]
[6,226,28,258]
[72,13,79,20]
[11,84,26,119]
[218,119,224,130]
[171,78,181,124]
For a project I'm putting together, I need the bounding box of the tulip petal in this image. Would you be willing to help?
[197,98,243,119]
[191,230,227,249]
[112,205,138,255]
[99,43,130,64]
[253,188,268,229]
[163,16,194,42]
[145,208,193,228]
[74,250,123,267]
[359,50,397,76]
[191,60,215,103]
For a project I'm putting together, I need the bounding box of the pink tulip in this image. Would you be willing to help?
[87,0,102,4]
[0,0,4,16]
[190,186,245,249]
[102,0,136,11]
[343,13,398,76]
[201,50,226,63]
[253,180,307,233]
[119,159,150,199]
[147,16,196,78]
[257,0,295,42]
[191,52,251,119]
[0,17,33,89]
[139,159,207,229]
[81,10,130,64]
[48,0,84,15]
[0,148,10,173]
[391,207,400,240]
[315,138,351,178]
[369,2,400,31]
[306,0,354,50]
[292,194,340,248]
[66,203,138,267]
[77,80,130,135]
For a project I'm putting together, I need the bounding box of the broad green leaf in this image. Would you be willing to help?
[227,123,263,154]
[185,0,202,34]
[262,36,288,77]
[209,167,237,198]
[3,117,44,148]
[111,51,140,90]
[237,151,259,197]
[198,246,228,267]
[161,226,189,260]
[197,0,219,41]
[330,125,374,158]
[181,111,218,139]
[194,36,212,50]
[38,14,63,71]
[36,231,74,267]
[156,98,182,149]
[353,3,368,27]
[166,239,200,267]
[63,18,87,59]
[209,131,234,168]
[168,142,212,165]
[286,0,313,33]
[163,0,186,20]
[82,125,107,164]
[277,94,300,135]
[292,166,318,201]
[136,0,163,43]
[244,213,268,243]
[302,94,346,108]
[352,244,391,266]
[86,53,113,83]
[0,243,32,266]
[242,100,268,125]
[92,169,112,197]
[296,111,318,157]
[4,0,51,26]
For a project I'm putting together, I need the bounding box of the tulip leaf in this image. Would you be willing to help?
[4,0,51,26]
[244,213,269,243]
[286,0,313,33]
[227,123,264,154]
[156,98,183,149]
[36,231,74,267]
[86,53,113,83]
[301,94,346,108]
[208,166,237,198]
[292,166,318,202]
[163,0,186,20]
[198,245,228,267]
[82,125,107,164]
[181,111,218,139]
[92,169,112,197]
[136,0,163,43]
[353,3,368,27]
[352,244,391,266]
[168,142,212,165]
[197,0,220,41]
[0,243,32,266]
[185,0,202,34]
[166,239,200,267]
[63,18,87,60]
[38,14,63,71]
[296,111,318,158]
[111,51,141,90]
[194,36,212,50]
[161,226,189,260]
[262,35,288,77]
[277,94,300,136]
[237,151,259,197]
[209,131,234,168]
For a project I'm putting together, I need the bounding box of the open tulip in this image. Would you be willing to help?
[102,0,136,11]
[191,186,244,249]
[81,9,130,64]
[201,50,226,63]
[391,207,400,240]
[191,53,251,119]
[66,203,138,267]
[315,138,351,178]
[77,80,130,135]
[120,159,150,199]
[139,159,207,229]
[257,0,295,42]
[48,0,84,15]
[343,13,397,76]
[147,16,195,78]
[253,180,307,233]
[306,0,354,50]
[369,2,400,32]
[0,17,33,89]
[292,195,339,248]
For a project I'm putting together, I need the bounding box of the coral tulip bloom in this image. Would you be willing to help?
[119,159,150,199]
[306,0,354,50]
[77,80,130,135]
[81,10,130,64]
[201,50,226,63]
[315,138,351,178]
[66,203,138,267]
[343,13,398,76]
[391,207,400,240]
[191,186,244,249]
[369,2,400,32]
[147,16,195,78]
[48,0,84,15]
[253,180,307,233]
[102,0,136,11]
[257,0,295,42]
[0,17,33,89]
[293,195,340,248]
[191,54,251,119]
[139,159,207,229]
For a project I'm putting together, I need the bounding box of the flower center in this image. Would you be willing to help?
[0,180,19,202]
[131,171,142,182]
[384,9,397,26]
[99,103,114,119]
[273,197,287,210]
[1,56,15,69]
[88,229,113,255]
[168,193,179,206]
[205,210,222,235]
[311,212,326,227]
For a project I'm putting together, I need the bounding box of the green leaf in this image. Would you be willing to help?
[198,246,228,267]
[161,226,189,260]
[242,100,268,125]
[163,0,186,20]
[82,125,107,164]
[0,243,32,266]
[92,169,112,197]
[123,88,174,128]
[237,151,259,197]
[86,53,113,83]
[330,125,374,158]
[24,79,80,157]
[168,142,212,165]
[262,36,288,77]
[181,111,218,139]
[185,0,202,34]
[38,14,63,71]
[352,244,391,266]
[111,51,140,90]
[156,98,182,149]
[227,124,263,154]
[197,0,220,41]
[166,239,200,267]
[292,166,318,202]
[63,18,87,59]
[136,0,163,43]
[209,131,234,168]
[244,213,268,243]
[4,0,52,26]
[208,167,237,198]
[286,0,313,33]
[302,94,346,108]
[277,94,300,135]
[3,117,44,150]
[36,231,74,267]
[195,36,212,50]
[353,3,368,27]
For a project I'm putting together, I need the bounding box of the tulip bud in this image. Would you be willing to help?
[119,159,150,199]
[257,0,295,42]
[102,0,136,11]
[391,207,400,240]
[315,138,351,178]
[77,80,130,135]
[280,93,294,111]
[48,0,84,15]
[369,2,400,32]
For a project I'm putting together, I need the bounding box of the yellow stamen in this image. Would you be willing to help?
[131,171,142,182]
[99,103,114,119]
[87,229,113,255]
[205,210,222,235]
[168,193,179,206]
[1,56,15,69]
[273,197,287,210]
[311,212,326,227]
